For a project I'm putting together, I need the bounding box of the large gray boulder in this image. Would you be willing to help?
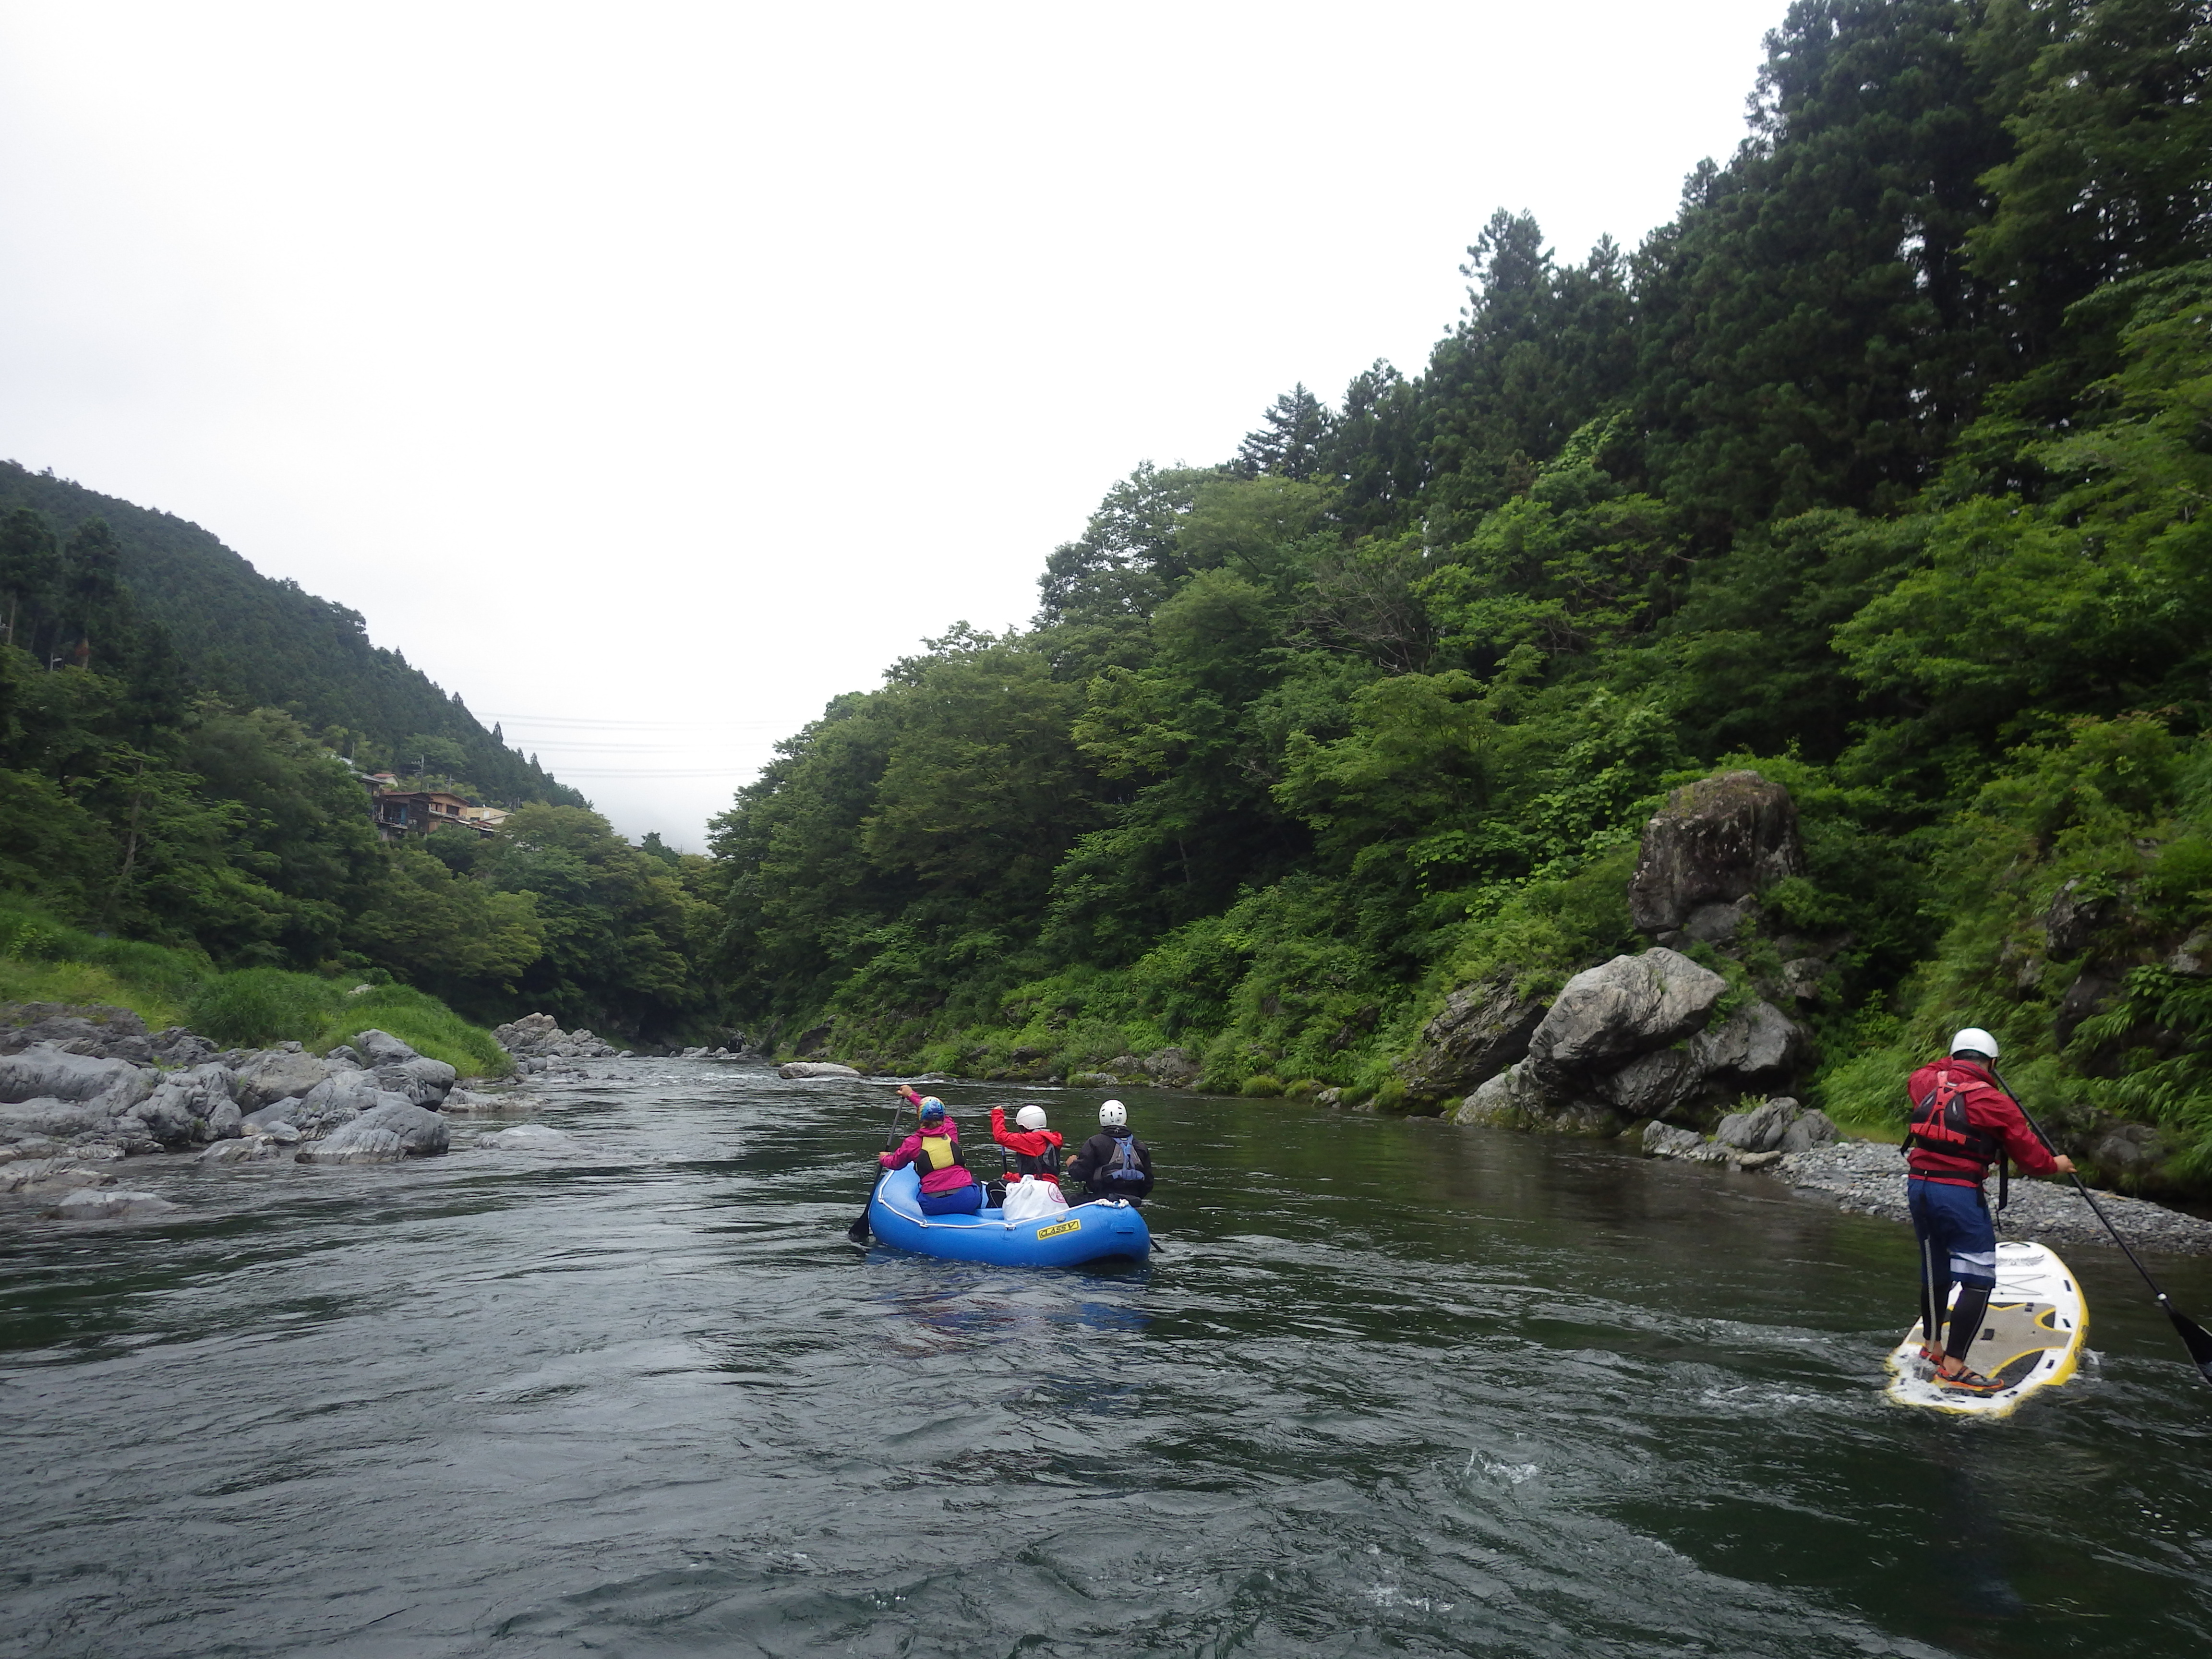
[1715,1097,1838,1155]
[1641,1119,1706,1159]
[1690,999,1807,1087]
[1395,974,1546,1100]
[1627,771,1804,935]
[0,1097,123,1144]
[1453,1059,1545,1128]
[1526,949,1727,1087]
[492,1013,620,1060]
[354,1029,421,1067]
[296,1099,450,1164]
[245,1069,383,1136]
[1141,1048,1202,1087]
[0,1046,156,1110]
[127,1064,240,1147]
[232,1046,333,1111]
[1596,1046,1707,1118]
[0,1002,152,1061]
[350,1031,460,1105]
[373,1056,457,1106]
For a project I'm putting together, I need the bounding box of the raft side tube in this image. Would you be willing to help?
[866,1165,1151,1266]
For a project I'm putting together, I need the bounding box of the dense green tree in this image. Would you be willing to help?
[700,0,2212,1178]
[1234,384,1331,481]
[0,466,583,808]
[1633,0,2016,535]
[1422,213,1636,531]
[0,508,60,651]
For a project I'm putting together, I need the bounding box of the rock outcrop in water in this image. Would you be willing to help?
[0,1006,463,1181]
[493,1013,624,1073]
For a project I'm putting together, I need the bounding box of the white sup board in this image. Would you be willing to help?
[1885,1239,2089,1418]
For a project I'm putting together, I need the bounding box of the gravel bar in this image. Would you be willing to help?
[1773,1140,2212,1256]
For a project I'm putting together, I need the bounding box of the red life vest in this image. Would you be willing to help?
[1903,1067,2008,1204]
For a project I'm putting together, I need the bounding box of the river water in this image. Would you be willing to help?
[4,1060,2210,1658]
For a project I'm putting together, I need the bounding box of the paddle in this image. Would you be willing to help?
[846,1093,911,1245]
[1994,1065,2212,1389]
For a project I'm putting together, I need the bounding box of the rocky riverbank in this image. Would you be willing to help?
[0,1002,621,1215]
[1767,1138,2212,1255]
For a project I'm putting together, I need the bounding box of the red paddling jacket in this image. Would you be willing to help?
[989,1106,1064,1178]
[1903,1057,2061,1188]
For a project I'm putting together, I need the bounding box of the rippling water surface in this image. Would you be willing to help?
[5,1060,2211,1657]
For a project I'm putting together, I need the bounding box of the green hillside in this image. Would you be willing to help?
[0,460,580,806]
[708,0,2212,1188]
[0,469,721,1042]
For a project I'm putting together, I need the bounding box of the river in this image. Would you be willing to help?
[4,1059,2209,1657]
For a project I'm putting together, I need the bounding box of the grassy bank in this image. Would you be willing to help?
[0,901,511,1077]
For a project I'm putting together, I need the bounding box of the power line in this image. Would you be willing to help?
[483,712,783,731]
[548,767,758,779]
[503,740,764,753]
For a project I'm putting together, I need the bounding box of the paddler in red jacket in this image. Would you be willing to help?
[1905,1027,2074,1394]
[990,1103,1067,1205]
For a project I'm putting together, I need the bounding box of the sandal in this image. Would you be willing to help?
[1933,1364,2006,1395]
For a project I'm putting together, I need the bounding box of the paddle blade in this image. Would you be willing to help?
[2164,1301,2212,1387]
[846,1214,870,1244]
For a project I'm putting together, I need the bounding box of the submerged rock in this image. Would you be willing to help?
[51,1187,179,1220]
[1,1158,118,1193]
[477,1124,570,1150]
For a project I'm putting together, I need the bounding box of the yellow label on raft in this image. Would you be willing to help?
[1036,1217,1082,1239]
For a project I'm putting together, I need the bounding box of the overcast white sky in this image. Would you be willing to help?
[0,0,1780,848]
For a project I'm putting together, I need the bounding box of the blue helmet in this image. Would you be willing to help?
[919,1097,947,1124]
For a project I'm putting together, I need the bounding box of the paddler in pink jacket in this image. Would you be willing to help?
[880,1089,984,1215]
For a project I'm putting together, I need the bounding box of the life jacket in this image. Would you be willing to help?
[1013,1139,1061,1178]
[1902,1067,2008,1206]
[914,1131,966,1178]
[1104,1131,1146,1184]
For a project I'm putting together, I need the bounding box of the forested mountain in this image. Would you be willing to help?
[0,468,720,1040]
[0,461,580,805]
[710,0,2212,1183]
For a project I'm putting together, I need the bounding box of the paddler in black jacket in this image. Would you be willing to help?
[1067,1099,1154,1205]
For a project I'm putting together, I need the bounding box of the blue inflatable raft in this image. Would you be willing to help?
[866,1165,1151,1267]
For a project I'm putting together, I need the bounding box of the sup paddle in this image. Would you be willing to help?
[1995,1065,2212,1389]
[846,1092,911,1245]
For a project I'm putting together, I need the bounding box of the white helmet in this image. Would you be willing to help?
[1099,1100,1127,1127]
[1016,1105,1048,1131]
[1950,1027,2000,1060]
